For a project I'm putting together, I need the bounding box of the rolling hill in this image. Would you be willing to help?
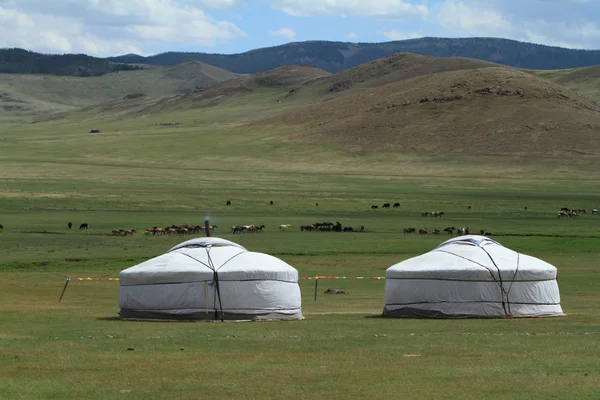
[0,48,142,76]
[255,66,600,156]
[106,37,600,74]
[0,62,239,122]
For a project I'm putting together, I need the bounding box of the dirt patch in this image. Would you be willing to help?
[324,288,348,295]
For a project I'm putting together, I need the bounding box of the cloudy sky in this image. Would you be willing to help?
[0,0,598,57]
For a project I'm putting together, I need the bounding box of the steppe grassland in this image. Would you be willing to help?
[1,94,600,399]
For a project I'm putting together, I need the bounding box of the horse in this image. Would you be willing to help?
[392,203,400,208]
[371,205,378,209]
[79,223,88,230]
[279,224,291,230]
[0,224,3,232]
[300,224,315,231]
[419,228,428,234]
[226,200,231,206]
[382,203,390,208]
[444,227,455,234]
[403,228,415,234]
[270,201,274,205]
[68,222,72,229]
[593,209,599,215]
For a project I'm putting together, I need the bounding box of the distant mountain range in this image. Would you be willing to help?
[107,37,600,73]
[2,37,600,78]
[0,48,142,76]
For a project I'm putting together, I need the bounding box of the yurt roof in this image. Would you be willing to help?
[119,237,297,285]
[387,235,557,281]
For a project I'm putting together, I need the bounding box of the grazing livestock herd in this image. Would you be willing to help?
[0,205,596,237]
[144,224,218,236]
[231,224,265,234]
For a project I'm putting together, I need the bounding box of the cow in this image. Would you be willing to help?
[392,203,400,208]
[79,223,88,230]
[371,205,378,209]
[382,203,391,208]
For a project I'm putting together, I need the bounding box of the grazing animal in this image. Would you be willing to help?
[457,227,469,235]
[300,224,315,231]
[360,225,364,232]
[68,222,72,229]
[593,208,599,215]
[403,227,416,234]
[444,227,455,235]
[382,203,391,208]
[343,227,354,232]
[89,129,100,133]
[419,228,428,234]
[371,205,378,209]
[467,205,471,210]
[421,212,429,217]
[226,200,231,206]
[279,224,291,230]
[0,224,3,232]
[79,223,88,230]
[525,206,528,211]
[392,203,400,208]
[270,201,274,205]
[316,203,319,207]
[433,228,441,235]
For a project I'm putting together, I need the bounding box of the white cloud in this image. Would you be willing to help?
[195,0,245,10]
[0,1,245,56]
[436,0,600,49]
[438,0,511,35]
[268,28,296,40]
[346,32,358,40]
[383,30,421,41]
[268,0,428,19]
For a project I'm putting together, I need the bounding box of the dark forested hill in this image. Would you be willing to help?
[106,37,600,74]
[0,48,142,76]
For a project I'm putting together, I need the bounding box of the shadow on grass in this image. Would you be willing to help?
[97,316,122,321]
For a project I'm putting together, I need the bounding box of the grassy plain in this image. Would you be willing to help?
[2,84,600,399]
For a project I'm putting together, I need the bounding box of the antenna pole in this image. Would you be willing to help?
[204,218,211,237]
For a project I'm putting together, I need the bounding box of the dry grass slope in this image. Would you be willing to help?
[0,61,239,122]
[255,67,600,156]
[325,53,499,92]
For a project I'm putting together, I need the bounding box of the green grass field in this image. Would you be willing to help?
[2,96,600,399]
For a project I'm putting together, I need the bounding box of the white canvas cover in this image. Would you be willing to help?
[118,237,303,321]
[383,235,563,318]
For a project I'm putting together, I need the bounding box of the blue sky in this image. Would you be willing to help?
[0,0,599,57]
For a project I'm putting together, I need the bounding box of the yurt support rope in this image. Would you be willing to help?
[434,249,512,317]
[206,247,225,322]
[178,249,225,322]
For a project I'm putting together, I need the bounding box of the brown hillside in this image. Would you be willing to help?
[325,53,499,93]
[255,67,600,156]
[554,65,600,85]
[137,65,331,111]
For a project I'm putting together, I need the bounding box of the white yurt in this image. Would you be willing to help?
[118,237,303,321]
[383,235,563,318]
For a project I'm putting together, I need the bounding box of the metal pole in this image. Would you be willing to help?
[314,277,319,301]
[59,277,71,303]
[204,218,211,237]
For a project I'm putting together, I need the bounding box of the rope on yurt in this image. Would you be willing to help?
[434,249,509,316]
[178,250,224,321]
[480,247,510,318]
[206,246,225,322]
[504,253,520,316]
